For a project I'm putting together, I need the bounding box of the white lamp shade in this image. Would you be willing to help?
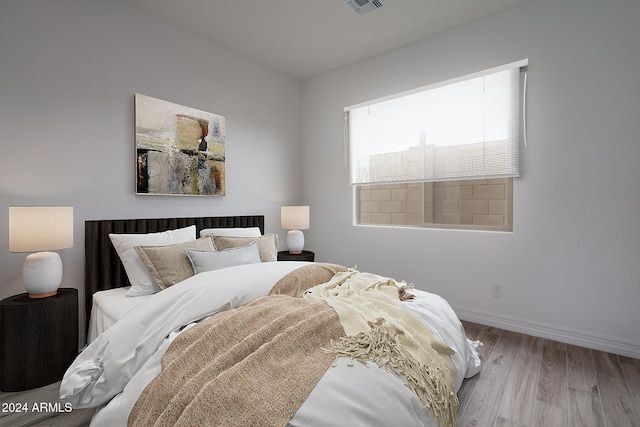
[281,206,309,230]
[9,206,74,252]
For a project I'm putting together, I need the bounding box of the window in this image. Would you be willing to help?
[356,179,513,231]
[346,60,526,231]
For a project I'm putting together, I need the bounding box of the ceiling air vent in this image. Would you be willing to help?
[344,0,385,16]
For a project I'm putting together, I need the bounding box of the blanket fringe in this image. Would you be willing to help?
[398,281,415,301]
[324,318,458,427]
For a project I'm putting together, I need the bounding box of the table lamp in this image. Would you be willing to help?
[9,206,74,298]
[281,206,309,254]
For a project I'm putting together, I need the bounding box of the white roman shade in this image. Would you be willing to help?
[345,60,528,185]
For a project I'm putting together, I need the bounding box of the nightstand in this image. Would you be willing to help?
[0,288,78,392]
[277,250,315,262]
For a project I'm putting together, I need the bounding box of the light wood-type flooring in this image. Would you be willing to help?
[1,321,638,426]
[458,321,640,426]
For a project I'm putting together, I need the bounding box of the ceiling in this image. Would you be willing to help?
[127,0,529,80]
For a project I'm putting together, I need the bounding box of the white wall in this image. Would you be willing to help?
[0,0,302,343]
[301,0,640,357]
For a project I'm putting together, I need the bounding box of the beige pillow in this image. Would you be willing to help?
[109,225,196,296]
[212,234,278,262]
[135,236,214,289]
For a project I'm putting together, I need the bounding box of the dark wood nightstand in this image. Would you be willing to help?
[277,250,315,262]
[0,288,78,392]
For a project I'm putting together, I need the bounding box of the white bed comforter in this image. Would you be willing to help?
[60,262,481,427]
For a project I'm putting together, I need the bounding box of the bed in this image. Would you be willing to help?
[61,215,481,427]
[83,216,265,342]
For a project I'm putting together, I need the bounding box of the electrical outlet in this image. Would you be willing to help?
[491,284,502,298]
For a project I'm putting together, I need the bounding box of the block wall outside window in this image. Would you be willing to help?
[358,183,423,226]
[357,178,512,231]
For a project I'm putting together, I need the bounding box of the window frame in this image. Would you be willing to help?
[347,61,526,232]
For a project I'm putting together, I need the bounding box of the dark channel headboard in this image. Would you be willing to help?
[84,215,265,328]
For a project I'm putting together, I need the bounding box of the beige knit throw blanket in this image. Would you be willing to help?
[304,269,458,427]
[129,263,346,427]
[129,264,457,427]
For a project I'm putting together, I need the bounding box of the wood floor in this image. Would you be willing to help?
[458,321,640,427]
[1,321,638,426]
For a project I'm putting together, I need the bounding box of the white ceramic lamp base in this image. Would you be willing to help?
[286,229,305,254]
[23,251,63,298]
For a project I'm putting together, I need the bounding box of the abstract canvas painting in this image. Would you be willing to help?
[135,94,226,196]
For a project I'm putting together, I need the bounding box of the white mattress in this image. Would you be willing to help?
[87,287,151,343]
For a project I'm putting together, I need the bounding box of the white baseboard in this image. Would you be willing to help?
[453,305,640,359]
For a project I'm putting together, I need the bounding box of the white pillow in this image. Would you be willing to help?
[199,227,262,238]
[109,225,196,297]
[186,241,261,274]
